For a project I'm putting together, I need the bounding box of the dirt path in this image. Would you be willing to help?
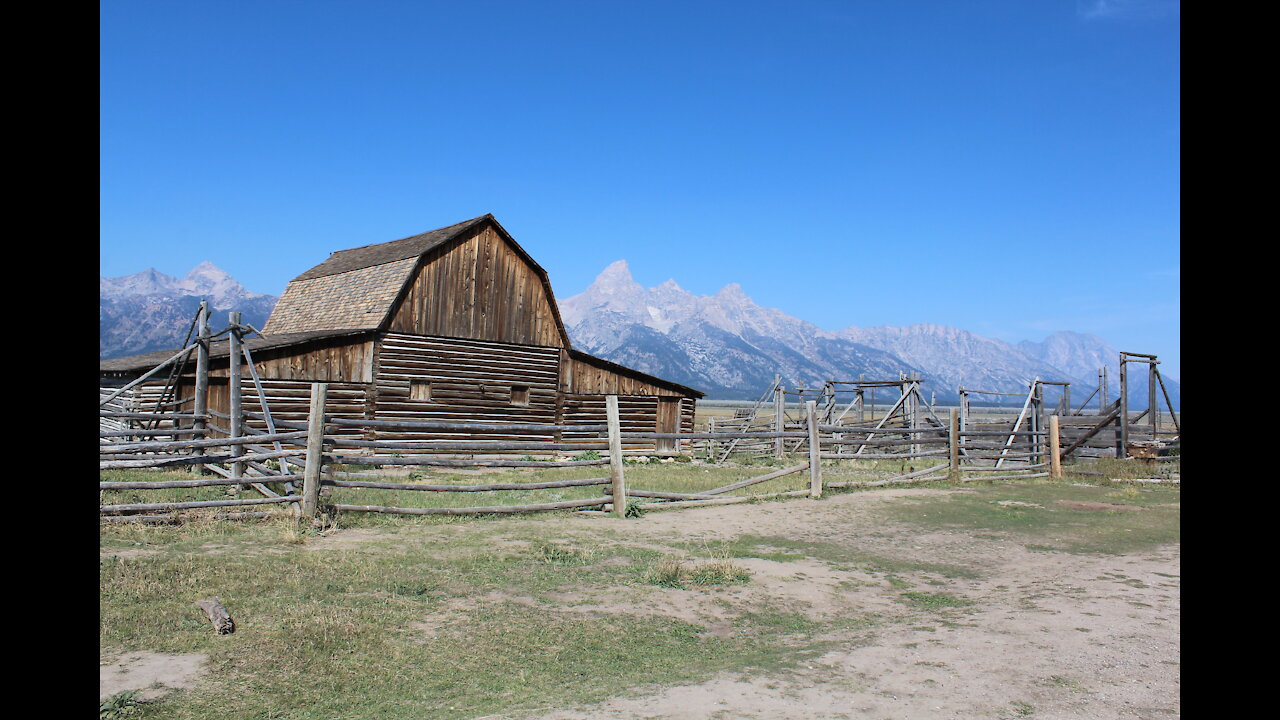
[99,652,208,701]
[531,489,1180,720]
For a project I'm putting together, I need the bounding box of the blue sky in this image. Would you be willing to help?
[100,0,1180,378]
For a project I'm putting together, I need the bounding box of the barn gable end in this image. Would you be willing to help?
[383,221,566,347]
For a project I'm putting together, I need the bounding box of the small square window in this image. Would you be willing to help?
[511,385,530,406]
[410,380,432,402]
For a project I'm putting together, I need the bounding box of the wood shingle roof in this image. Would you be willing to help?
[293,215,491,281]
[263,214,498,335]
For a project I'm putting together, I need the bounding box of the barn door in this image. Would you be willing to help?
[656,397,679,453]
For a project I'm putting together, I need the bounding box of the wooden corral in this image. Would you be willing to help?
[100,214,703,455]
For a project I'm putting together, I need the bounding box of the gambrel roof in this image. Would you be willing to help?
[262,214,568,344]
[293,215,491,281]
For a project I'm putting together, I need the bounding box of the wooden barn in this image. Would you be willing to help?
[100,214,703,454]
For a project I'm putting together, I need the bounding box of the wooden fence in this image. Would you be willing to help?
[101,385,1105,523]
[101,310,1177,524]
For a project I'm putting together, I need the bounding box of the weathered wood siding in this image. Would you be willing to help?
[372,333,561,440]
[205,338,375,384]
[192,378,368,439]
[565,355,683,396]
[561,393,694,454]
[676,397,696,452]
[385,226,564,347]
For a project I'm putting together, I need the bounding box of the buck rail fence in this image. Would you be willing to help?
[102,309,1178,524]
[104,385,1143,524]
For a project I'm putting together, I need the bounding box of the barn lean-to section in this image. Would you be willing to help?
[100,214,703,455]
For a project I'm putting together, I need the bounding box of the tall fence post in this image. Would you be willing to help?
[1099,366,1108,412]
[191,301,209,474]
[302,382,328,521]
[948,407,960,482]
[1148,361,1158,441]
[229,311,244,486]
[1049,414,1062,479]
[806,400,822,498]
[1118,359,1129,458]
[774,383,785,459]
[606,395,626,518]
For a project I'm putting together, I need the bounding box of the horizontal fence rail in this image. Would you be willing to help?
[103,372,1178,524]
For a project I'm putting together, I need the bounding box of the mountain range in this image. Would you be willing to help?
[99,260,1178,409]
[99,262,276,359]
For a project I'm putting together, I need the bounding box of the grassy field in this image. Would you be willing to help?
[101,457,1178,718]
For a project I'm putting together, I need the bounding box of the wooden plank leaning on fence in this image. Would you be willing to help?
[996,380,1037,469]
[99,344,197,409]
[1058,401,1121,460]
[241,335,295,492]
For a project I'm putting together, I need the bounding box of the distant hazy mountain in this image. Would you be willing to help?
[832,324,1073,396]
[561,260,1177,408]
[1018,332,1180,410]
[99,263,278,359]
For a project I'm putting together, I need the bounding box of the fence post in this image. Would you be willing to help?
[302,382,328,521]
[948,407,960,482]
[229,311,244,486]
[192,301,209,474]
[1118,358,1129,458]
[1148,361,1158,441]
[1099,367,1108,412]
[1049,415,1062,479]
[806,400,821,498]
[606,395,626,518]
[774,383,785,459]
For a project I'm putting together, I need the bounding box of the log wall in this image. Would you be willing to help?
[372,333,560,442]
[217,379,368,438]
[561,394,695,453]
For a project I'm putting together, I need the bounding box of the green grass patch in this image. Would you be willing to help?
[898,591,974,610]
[882,481,1179,555]
[100,513,864,720]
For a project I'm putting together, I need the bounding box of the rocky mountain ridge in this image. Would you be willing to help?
[99,259,1177,408]
[559,260,1178,407]
[99,263,278,359]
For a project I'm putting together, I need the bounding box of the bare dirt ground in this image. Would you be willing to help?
[522,489,1180,720]
[99,652,208,701]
